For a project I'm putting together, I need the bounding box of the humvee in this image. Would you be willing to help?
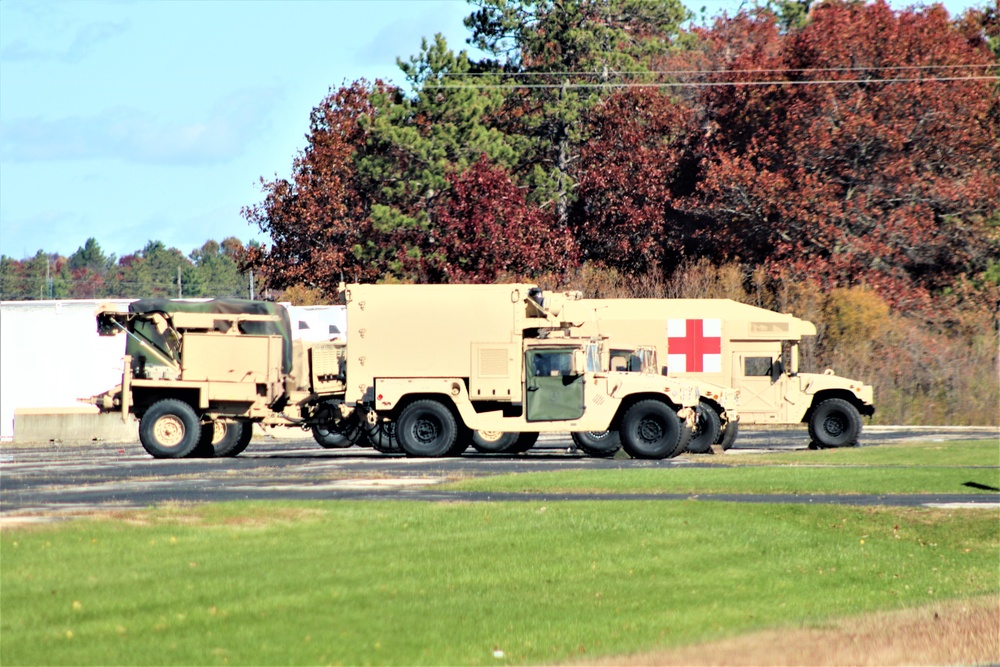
[564,299,875,448]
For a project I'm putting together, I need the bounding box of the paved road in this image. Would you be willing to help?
[1,426,997,525]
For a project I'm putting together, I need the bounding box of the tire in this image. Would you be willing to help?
[396,400,458,458]
[620,400,683,460]
[509,431,539,453]
[808,398,862,448]
[471,430,519,453]
[571,430,621,457]
[687,403,722,454]
[138,399,202,459]
[363,418,401,453]
[447,424,473,457]
[312,416,362,449]
[718,419,739,451]
[221,421,253,457]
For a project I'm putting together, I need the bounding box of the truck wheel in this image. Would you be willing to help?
[221,421,254,457]
[571,431,621,457]
[509,432,539,453]
[471,431,518,453]
[718,420,739,450]
[139,399,201,459]
[687,403,721,454]
[363,418,401,453]
[397,400,458,458]
[808,398,862,448]
[620,400,683,460]
[312,416,362,449]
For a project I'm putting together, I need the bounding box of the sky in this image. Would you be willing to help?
[0,0,987,261]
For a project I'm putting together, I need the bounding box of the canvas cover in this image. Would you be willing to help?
[125,298,293,373]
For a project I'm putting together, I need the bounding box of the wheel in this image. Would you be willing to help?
[363,417,401,453]
[311,403,363,449]
[221,421,253,457]
[138,399,202,459]
[471,430,519,453]
[620,400,683,460]
[808,398,862,448]
[718,419,739,450]
[191,420,248,458]
[686,403,722,454]
[396,400,458,457]
[509,432,539,453]
[448,424,473,456]
[571,430,621,457]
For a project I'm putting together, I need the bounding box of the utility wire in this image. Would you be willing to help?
[428,75,999,89]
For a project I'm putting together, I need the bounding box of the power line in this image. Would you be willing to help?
[441,63,999,77]
[428,75,999,89]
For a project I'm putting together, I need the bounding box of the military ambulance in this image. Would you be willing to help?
[563,299,875,448]
[90,285,704,460]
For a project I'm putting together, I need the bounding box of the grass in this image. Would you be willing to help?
[443,439,1000,496]
[1,500,998,666]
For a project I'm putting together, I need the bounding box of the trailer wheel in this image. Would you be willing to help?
[571,431,621,457]
[471,430,518,453]
[363,418,401,453]
[718,420,739,451]
[221,421,253,457]
[620,400,683,460]
[397,400,458,458]
[139,399,201,459]
[808,398,862,448]
[312,404,363,449]
[686,403,721,454]
[509,432,539,453]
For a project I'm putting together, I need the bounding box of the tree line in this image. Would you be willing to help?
[241,0,999,314]
[0,237,256,301]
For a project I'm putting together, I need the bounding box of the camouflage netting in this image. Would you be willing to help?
[126,299,293,373]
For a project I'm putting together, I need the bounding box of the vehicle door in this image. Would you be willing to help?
[525,348,585,421]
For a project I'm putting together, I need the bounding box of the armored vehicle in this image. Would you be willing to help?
[564,299,875,448]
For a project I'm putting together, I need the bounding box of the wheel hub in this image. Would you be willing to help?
[414,419,440,444]
[823,415,846,437]
[637,418,663,443]
[154,415,185,448]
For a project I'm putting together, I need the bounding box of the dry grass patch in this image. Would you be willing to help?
[583,595,999,666]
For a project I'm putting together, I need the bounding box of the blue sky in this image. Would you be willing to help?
[0,0,986,261]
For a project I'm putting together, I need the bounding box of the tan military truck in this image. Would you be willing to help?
[88,298,352,458]
[564,299,875,448]
[341,283,701,459]
[89,286,703,460]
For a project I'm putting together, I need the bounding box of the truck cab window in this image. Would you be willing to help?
[745,357,773,377]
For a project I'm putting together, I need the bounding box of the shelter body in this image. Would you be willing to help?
[563,298,875,448]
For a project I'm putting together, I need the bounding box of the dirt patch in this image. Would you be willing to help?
[580,596,999,666]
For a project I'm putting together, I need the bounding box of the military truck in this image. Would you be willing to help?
[89,286,703,460]
[340,284,700,459]
[563,299,875,448]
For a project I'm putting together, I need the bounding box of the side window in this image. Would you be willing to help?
[744,357,773,377]
[532,350,573,377]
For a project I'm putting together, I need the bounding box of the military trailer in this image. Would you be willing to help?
[89,286,704,460]
[341,283,701,459]
[563,299,875,448]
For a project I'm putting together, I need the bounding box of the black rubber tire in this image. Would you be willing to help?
[808,398,862,448]
[509,432,539,453]
[138,399,202,459]
[620,400,683,460]
[311,405,363,449]
[363,418,401,453]
[571,430,621,457]
[471,431,519,453]
[221,421,253,457]
[396,400,458,458]
[687,404,722,454]
[718,419,739,451]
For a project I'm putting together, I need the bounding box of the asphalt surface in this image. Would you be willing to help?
[1,426,997,525]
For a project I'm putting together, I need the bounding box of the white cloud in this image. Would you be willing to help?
[0,87,284,165]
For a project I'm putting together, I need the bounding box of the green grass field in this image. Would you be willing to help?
[444,439,1000,496]
[1,439,997,666]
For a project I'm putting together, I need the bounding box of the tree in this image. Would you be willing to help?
[426,155,577,281]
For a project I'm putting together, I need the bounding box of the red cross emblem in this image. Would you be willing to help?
[667,319,722,373]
